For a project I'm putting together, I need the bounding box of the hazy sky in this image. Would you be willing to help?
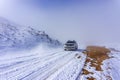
[0,0,120,45]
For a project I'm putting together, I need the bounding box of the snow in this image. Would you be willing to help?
[47,53,86,80]
[0,17,120,80]
[101,50,120,80]
[79,47,120,80]
[0,44,120,80]
[0,40,120,80]
[0,47,86,80]
[108,51,120,80]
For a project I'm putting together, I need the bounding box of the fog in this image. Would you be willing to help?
[0,0,120,45]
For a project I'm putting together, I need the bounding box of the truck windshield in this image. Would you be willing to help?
[65,44,74,46]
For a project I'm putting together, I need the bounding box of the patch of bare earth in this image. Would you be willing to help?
[81,46,112,80]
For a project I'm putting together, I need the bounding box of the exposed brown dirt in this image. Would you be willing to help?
[86,77,96,80]
[84,46,111,71]
[81,46,111,80]
[82,68,93,75]
[86,46,111,59]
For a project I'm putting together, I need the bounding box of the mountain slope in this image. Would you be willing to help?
[0,17,61,49]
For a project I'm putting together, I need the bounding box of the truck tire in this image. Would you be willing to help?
[64,49,67,51]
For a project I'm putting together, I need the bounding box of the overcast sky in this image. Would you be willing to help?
[0,0,120,45]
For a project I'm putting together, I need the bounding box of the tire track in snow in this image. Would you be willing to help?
[17,51,74,80]
[0,50,63,69]
[31,52,76,80]
[75,54,87,80]
[0,51,63,73]
[46,53,86,80]
[0,51,64,79]
[0,53,39,63]
[0,57,38,71]
[2,51,70,80]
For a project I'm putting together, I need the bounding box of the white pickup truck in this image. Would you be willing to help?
[64,40,78,51]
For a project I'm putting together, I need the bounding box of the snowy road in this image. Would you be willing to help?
[0,50,86,80]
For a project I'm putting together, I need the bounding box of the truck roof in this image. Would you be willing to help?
[66,40,76,43]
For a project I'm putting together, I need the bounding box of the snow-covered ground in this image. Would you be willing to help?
[79,47,120,80]
[0,46,120,80]
[0,45,120,80]
[0,46,86,80]
[108,51,120,80]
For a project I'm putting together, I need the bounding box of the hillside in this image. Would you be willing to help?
[0,17,61,50]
